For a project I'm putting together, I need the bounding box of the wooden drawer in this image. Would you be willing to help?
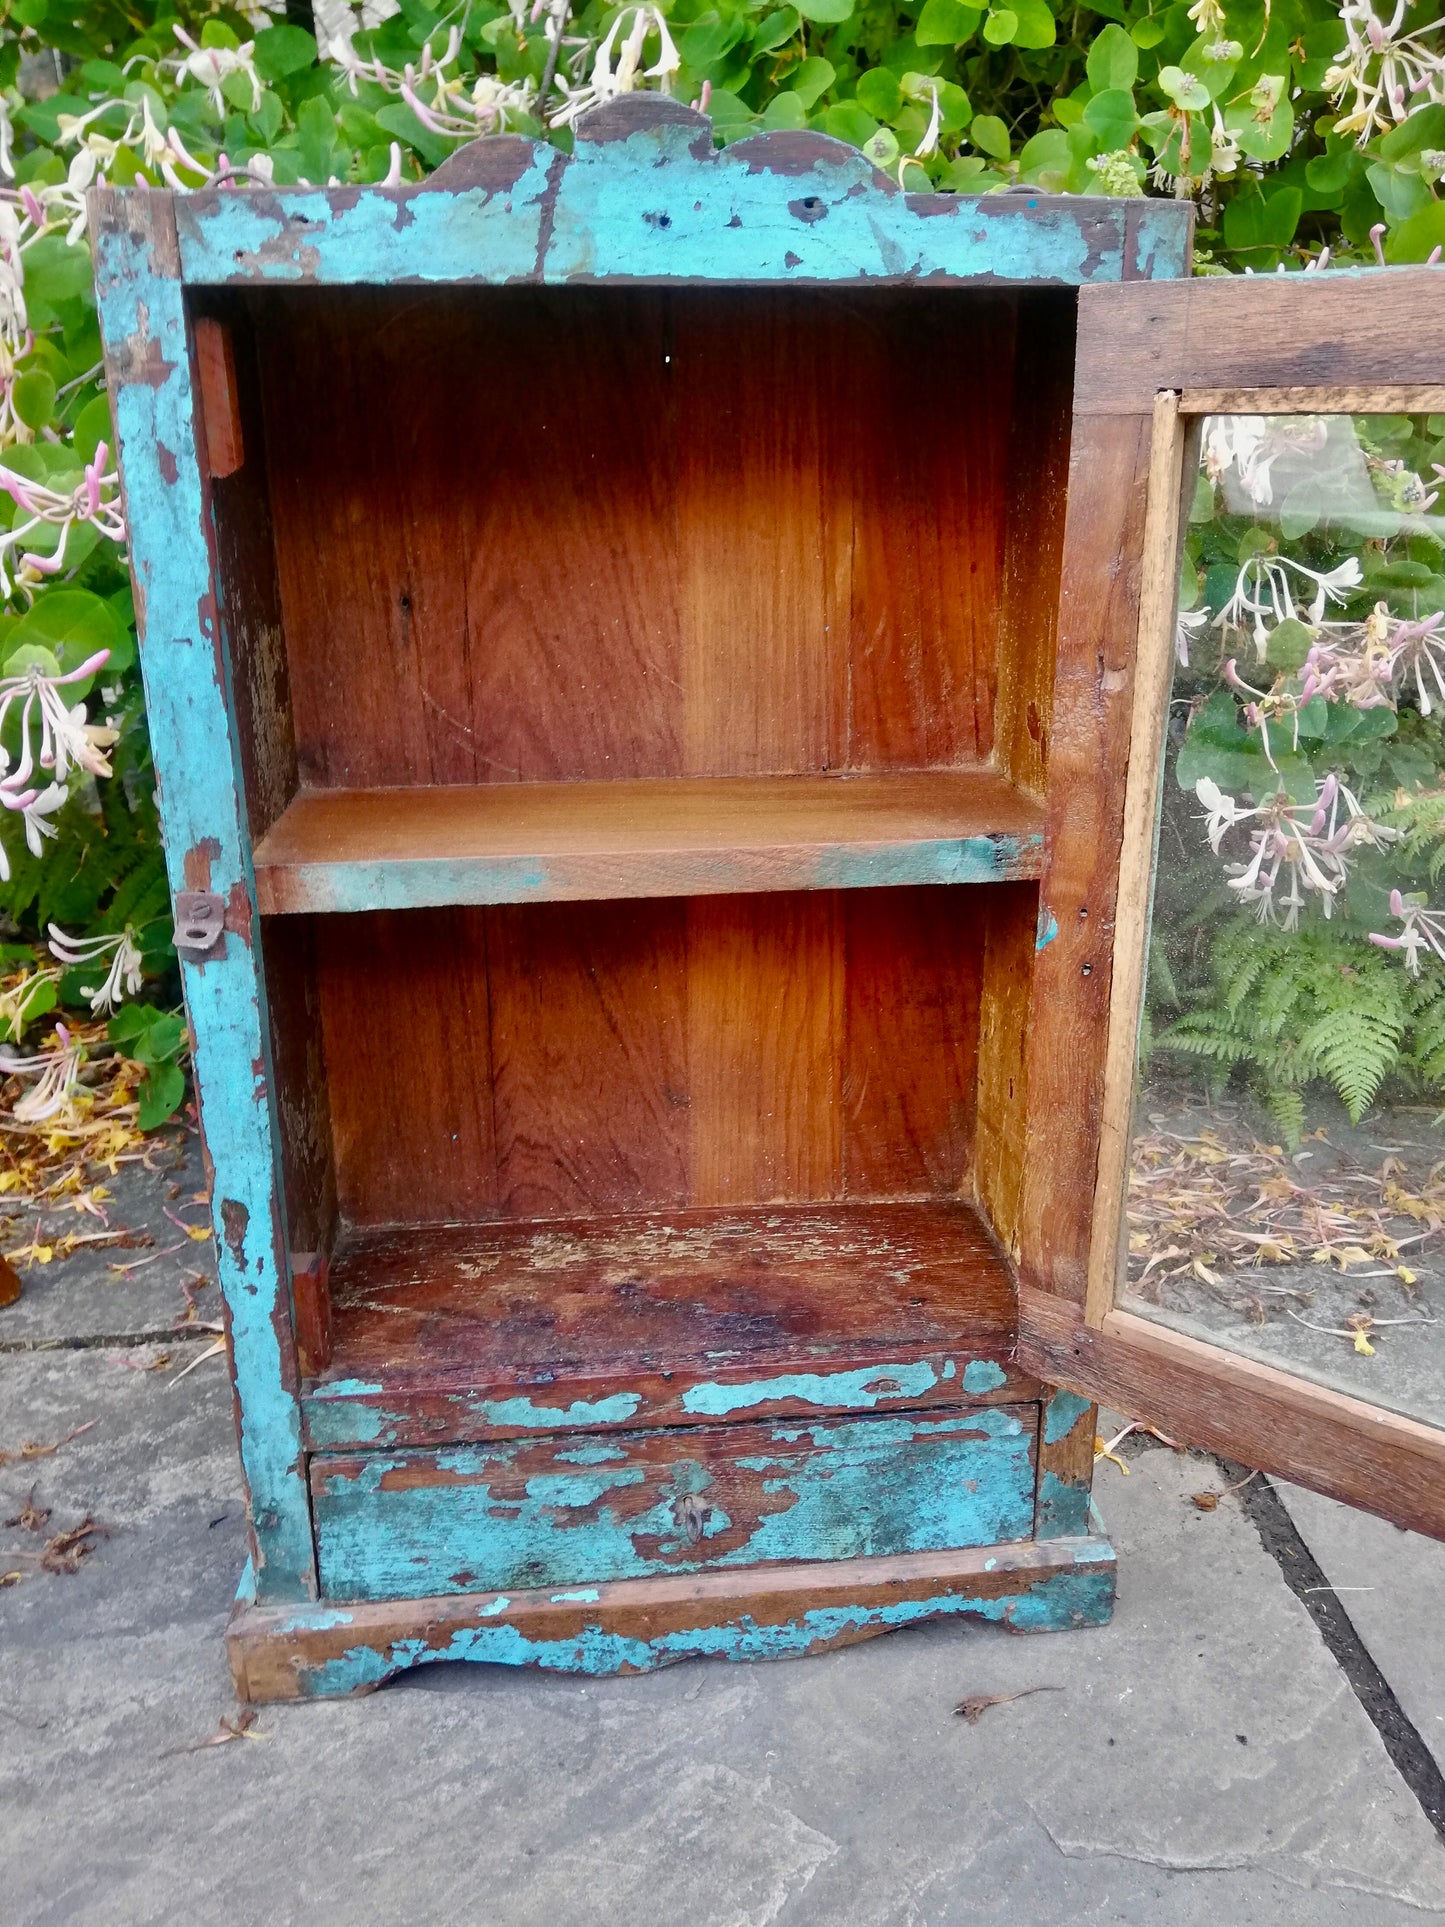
[312,1405,1038,1602]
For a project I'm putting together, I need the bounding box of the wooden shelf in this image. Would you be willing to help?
[302,1199,1030,1452]
[254,769,1044,914]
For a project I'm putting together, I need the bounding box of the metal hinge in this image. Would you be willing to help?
[173,890,226,959]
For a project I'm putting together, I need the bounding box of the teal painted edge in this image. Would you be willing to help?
[266,832,1044,915]
[303,1353,1016,1449]
[92,199,315,1601]
[242,1550,1117,1694]
[170,115,1192,290]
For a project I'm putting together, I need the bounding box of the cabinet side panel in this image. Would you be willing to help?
[91,191,316,1598]
[994,291,1076,802]
[207,297,337,1260]
[974,880,1037,1259]
[845,293,1014,770]
[317,908,500,1225]
[843,887,981,1198]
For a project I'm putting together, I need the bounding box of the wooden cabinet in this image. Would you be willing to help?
[94,101,1210,1700]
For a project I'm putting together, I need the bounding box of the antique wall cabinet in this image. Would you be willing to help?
[89,99,1218,1702]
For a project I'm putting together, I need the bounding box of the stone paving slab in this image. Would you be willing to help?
[0,1128,215,1347]
[3,1354,1443,1925]
[1278,1478,1445,1781]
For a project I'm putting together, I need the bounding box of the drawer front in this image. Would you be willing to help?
[312,1405,1038,1602]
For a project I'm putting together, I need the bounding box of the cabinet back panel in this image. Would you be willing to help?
[251,287,1017,787]
[313,889,982,1227]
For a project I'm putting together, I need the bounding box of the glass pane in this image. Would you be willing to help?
[1126,408,1445,1431]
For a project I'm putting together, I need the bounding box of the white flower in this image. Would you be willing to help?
[47,924,144,1014]
[0,1021,84,1124]
[1194,776,1245,853]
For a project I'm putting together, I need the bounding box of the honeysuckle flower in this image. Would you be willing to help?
[46,924,144,1014]
[1187,0,1226,30]
[1327,0,1445,144]
[1372,889,1445,975]
[1202,774,1396,929]
[172,28,263,117]
[1218,554,1364,659]
[1176,605,1209,667]
[550,5,679,126]
[0,442,126,600]
[338,24,536,137]
[0,649,115,801]
[1388,608,1445,715]
[0,1021,85,1124]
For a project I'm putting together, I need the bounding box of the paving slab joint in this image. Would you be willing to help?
[1227,1456,1445,1845]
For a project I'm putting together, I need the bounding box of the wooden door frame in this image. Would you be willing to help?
[1017,267,1445,1540]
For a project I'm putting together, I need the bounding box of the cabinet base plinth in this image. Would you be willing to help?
[228,1536,1116,1702]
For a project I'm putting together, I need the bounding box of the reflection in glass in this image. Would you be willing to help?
[1126,410,1445,1431]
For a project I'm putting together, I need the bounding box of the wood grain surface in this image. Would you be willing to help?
[252,286,1032,791]
[1021,1290,1445,1542]
[251,768,1046,913]
[302,1198,1028,1450]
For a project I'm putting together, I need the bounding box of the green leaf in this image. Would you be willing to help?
[970,113,1011,159]
[788,57,836,108]
[1386,200,1445,265]
[856,67,903,120]
[253,23,319,81]
[752,8,801,54]
[12,370,56,433]
[374,101,455,168]
[1018,128,1071,189]
[249,89,286,146]
[1086,22,1137,93]
[915,0,982,45]
[1223,182,1302,256]
[794,0,855,22]
[1008,0,1056,49]
[1367,161,1432,222]
[983,9,1017,46]
[1266,616,1312,671]
[761,90,809,129]
[8,588,126,683]
[21,235,93,311]
[863,127,901,166]
[1227,87,1294,163]
[1278,481,1322,541]
[1158,65,1210,111]
[1083,88,1138,150]
[138,1061,186,1131]
[681,14,747,68]
[1378,103,1445,163]
[1131,16,1166,48]
[823,100,878,144]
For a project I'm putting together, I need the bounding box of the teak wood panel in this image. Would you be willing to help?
[250,768,1046,914]
[249,286,1021,789]
[303,1198,1029,1451]
[313,889,984,1226]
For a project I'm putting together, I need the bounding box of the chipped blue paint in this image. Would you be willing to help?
[941,1361,956,1380]
[551,1588,602,1604]
[680,1361,945,1417]
[1036,1469,1091,1539]
[962,1360,1007,1395]
[460,1392,644,1431]
[1035,904,1059,951]
[480,1595,511,1615]
[173,110,1191,293]
[1043,1389,1093,1446]
[262,831,1044,915]
[318,1379,386,1399]
[312,1408,1035,1601]
[289,1562,1116,1693]
[92,200,314,1601]
[555,1441,631,1466]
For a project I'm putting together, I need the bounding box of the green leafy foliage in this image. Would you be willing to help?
[0,0,1441,1143]
[108,1001,187,1127]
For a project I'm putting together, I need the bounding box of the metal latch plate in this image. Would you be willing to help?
[174,890,226,958]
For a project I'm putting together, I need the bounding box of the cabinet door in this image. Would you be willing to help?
[1018,267,1445,1538]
